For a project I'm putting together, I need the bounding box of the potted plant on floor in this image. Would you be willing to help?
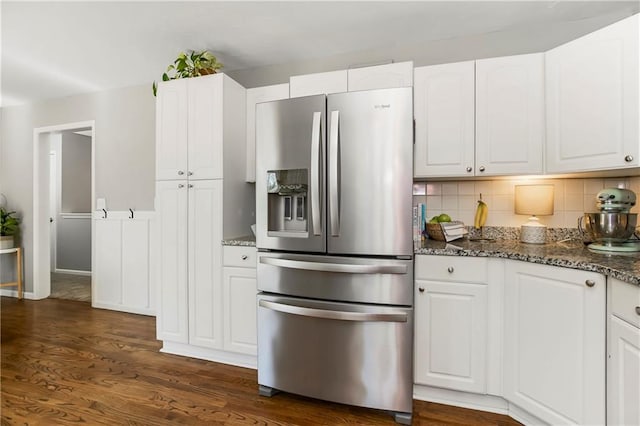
[153,50,223,96]
[0,207,20,249]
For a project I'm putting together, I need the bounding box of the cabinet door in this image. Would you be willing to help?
[414,61,475,177]
[414,280,487,394]
[223,267,257,355]
[188,75,224,180]
[504,261,605,425]
[289,70,347,98]
[476,53,544,176]
[156,79,188,180]
[546,14,639,173]
[245,83,290,182]
[608,315,640,426]
[347,61,413,92]
[188,180,224,349]
[155,180,189,343]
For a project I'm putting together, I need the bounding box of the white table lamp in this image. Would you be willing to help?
[515,185,554,244]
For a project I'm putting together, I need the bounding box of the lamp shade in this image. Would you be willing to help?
[514,185,554,216]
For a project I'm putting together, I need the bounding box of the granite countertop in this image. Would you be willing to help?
[222,235,256,247]
[416,239,640,286]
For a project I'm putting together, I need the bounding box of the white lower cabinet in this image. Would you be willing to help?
[608,278,640,426]
[504,261,605,425]
[414,256,490,394]
[223,246,258,356]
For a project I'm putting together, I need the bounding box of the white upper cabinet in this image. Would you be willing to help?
[347,61,413,91]
[546,14,639,173]
[414,61,475,177]
[289,70,348,98]
[156,74,245,181]
[245,83,290,182]
[156,78,188,181]
[504,261,605,426]
[475,53,544,176]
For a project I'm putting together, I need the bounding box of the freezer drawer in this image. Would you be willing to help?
[257,252,413,306]
[257,294,413,414]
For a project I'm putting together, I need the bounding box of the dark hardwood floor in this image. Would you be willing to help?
[1,298,521,425]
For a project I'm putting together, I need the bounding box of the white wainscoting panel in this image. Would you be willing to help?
[93,211,155,316]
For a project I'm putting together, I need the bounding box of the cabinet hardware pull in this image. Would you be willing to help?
[447,267,454,273]
[585,279,596,287]
[178,184,184,189]
[418,287,425,293]
[188,171,193,176]
[466,167,472,172]
[625,155,634,162]
[188,184,194,188]
[178,171,185,175]
[241,255,248,260]
[635,306,640,316]
[479,166,485,172]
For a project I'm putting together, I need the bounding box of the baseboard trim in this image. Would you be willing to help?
[54,269,92,276]
[161,341,257,370]
[413,385,509,415]
[91,301,155,317]
[0,289,37,300]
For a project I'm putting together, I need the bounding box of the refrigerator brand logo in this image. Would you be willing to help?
[374,104,391,109]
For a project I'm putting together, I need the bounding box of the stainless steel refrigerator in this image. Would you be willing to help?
[255,87,414,424]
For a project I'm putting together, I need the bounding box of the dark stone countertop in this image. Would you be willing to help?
[222,236,256,247]
[416,239,640,286]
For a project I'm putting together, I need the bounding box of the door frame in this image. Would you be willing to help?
[32,120,95,300]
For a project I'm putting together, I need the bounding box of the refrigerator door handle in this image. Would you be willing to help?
[329,110,340,236]
[259,299,408,323]
[260,256,408,274]
[311,111,322,236]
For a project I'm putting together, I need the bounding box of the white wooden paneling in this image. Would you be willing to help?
[93,211,155,316]
[156,79,188,180]
[475,53,544,176]
[245,83,289,182]
[347,61,413,91]
[188,75,224,180]
[546,14,639,173]
[414,61,475,177]
[289,70,348,98]
[223,266,257,355]
[188,180,224,349]
[504,261,605,425]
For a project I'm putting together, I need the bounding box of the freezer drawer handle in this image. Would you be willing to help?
[260,257,407,274]
[259,300,408,323]
[310,111,322,235]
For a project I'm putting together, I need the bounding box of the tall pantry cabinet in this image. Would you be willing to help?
[155,74,255,363]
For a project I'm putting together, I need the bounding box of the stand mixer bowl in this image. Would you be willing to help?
[580,213,638,244]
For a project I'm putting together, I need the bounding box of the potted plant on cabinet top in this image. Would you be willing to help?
[0,207,20,250]
[153,50,223,96]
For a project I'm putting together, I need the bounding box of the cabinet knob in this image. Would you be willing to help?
[188,171,193,176]
[466,167,472,173]
[585,279,596,287]
[188,184,194,188]
[178,170,185,175]
[479,166,485,172]
[447,267,454,273]
[418,287,425,293]
[635,306,640,316]
[178,184,184,188]
[241,255,248,260]
[625,155,634,162]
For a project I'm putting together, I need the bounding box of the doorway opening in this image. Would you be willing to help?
[33,121,95,301]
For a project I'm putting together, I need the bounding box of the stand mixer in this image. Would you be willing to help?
[579,188,639,252]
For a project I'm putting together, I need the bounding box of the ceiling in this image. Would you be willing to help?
[2,1,639,107]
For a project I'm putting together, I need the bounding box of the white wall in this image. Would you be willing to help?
[0,84,155,293]
[414,176,640,229]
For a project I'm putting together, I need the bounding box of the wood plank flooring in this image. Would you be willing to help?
[49,273,91,302]
[1,298,521,425]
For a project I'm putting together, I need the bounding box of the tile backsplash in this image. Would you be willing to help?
[413,176,640,229]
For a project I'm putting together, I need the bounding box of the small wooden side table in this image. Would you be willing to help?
[0,247,23,299]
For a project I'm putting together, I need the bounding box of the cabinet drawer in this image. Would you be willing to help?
[611,278,640,328]
[223,246,257,268]
[415,255,488,283]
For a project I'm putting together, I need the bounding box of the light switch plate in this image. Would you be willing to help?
[96,198,106,210]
